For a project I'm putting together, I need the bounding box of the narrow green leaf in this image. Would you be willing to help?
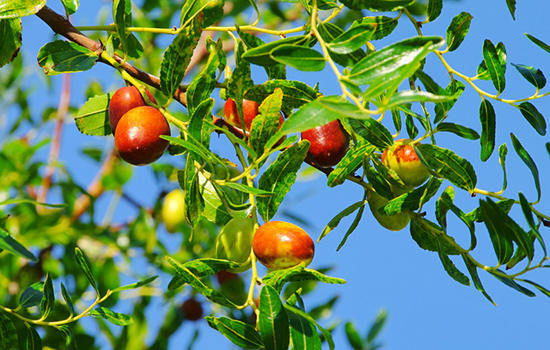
[257,141,309,221]
[0,227,37,261]
[427,0,443,22]
[19,282,43,308]
[74,247,98,293]
[0,18,22,68]
[499,144,508,191]
[479,99,496,161]
[446,12,473,52]
[434,122,480,140]
[37,40,99,75]
[344,322,363,350]
[317,22,366,67]
[113,0,131,54]
[74,93,112,136]
[327,141,376,187]
[339,0,414,11]
[327,24,374,54]
[40,274,54,320]
[489,270,535,297]
[112,275,158,292]
[483,39,506,93]
[505,0,516,20]
[0,198,66,208]
[415,144,477,191]
[358,16,398,40]
[284,305,335,350]
[60,0,78,14]
[205,316,264,349]
[381,178,443,216]
[510,133,541,200]
[319,200,366,242]
[60,282,76,315]
[518,192,546,255]
[0,313,18,350]
[90,307,133,326]
[263,266,346,292]
[367,309,387,343]
[462,255,495,305]
[220,182,273,197]
[271,45,325,72]
[517,102,546,136]
[24,325,42,350]
[512,63,546,89]
[180,0,223,27]
[160,17,202,96]
[289,310,322,350]
[519,279,550,298]
[409,217,461,255]
[348,118,393,149]
[436,240,470,286]
[382,90,456,108]
[525,33,550,54]
[259,285,290,350]
[0,0,46,19]
[242,36,308,66]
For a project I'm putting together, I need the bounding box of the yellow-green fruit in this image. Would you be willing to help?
[161,189,187,233]
[382,139,430,187]
[367,189,410,231]
[215,217,255,272]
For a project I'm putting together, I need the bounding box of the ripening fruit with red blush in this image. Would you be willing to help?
[382,139,430,187]
[180,298,203,321]
[109,86,156,132]
[301,120,349,168]
[252,221,314,270]
[114,106,170,166]
[224,98,284,131]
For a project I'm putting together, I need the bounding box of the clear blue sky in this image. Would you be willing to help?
[11,0,550,348]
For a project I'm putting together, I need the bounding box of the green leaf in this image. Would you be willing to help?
[348,36,444,85]
[90,307,133,326]
[228,40,253,126]
[415,144,477,191]
[483,39,506,93]
[446,12,473,52]
[427,0,443,22]
[434,122,480,140]
[74,247,98,293]
[339,0,414,11]
[206,316,264,349]
[477,42,506,81]
[327,141,376,187]
[0,0,46,19]
[56,325,72,346]
[220,182,273,197]
[511,63,546,89]
[519,279,550,298]
[60,282,76,315]
[479,99,496,161]
[381,90,456,109]
[489,270,535,297]
[283,305,335,350]
[160,17,202,97]
[271,45,325,72]
[187,38,223,113]
[367,309,387,343]
[381,178,443,215]
[479,199,514,265]
[0,18,22,68]
[517,102,546,136]
[336,193,367,251]
[60,0,78,14]
[462,255,495,305]
[499,144,508,191]
[259,285,290,350]
[112,275,158,292]
[0,227,37,261]
[0,198,66,208]
[180,0,223,27]
[317,22,365,67]
[357,16,398,40]
[37,40,99,75]
[347,118,393,149]
[19,282,43,308]
[257,141,309,221]
[263,266,346,292]
[289,310,322,350]
[327,24,374,54]
[24,325,42,350]
[505,0,516,20]
[244,80,318,115]
[436,240,470,286]
[518,193,546,255]
[525,33,550,54]
[319,199,367,242]
[409,217,461,255]
[113,0,131,54]
[40,274,54,320]
[344,322,363,350]
[0,313,18,350]
[242,36,308,66]
[74,93,113,136]
[510,133,541,200]
[250,88,284,155]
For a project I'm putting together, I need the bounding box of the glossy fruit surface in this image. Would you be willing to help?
[180,298,203,321]
[252,221,314,270]
[367,189,410,231]
[382,139,430,187]
[114,106,170,166]
[224,98,284,131]
[161,189,186,233]
[215,217,255,272]
[301,120,349,168]
[109,86,156,132]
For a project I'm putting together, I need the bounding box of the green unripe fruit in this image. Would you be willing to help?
[367,189,411,231]
[161,189,186,233]
[382,139,430,187]
[215,217,255,272]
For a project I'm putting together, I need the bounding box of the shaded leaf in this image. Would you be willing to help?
[446,12,473,52]
[0,227,37,261]
[510,133,540,200]
[517,102,546,136]
[206,316,264,349]
[74,93,112,136]
[512,63,546,89]
[90,307,133,326]
[37,40,98,75]
[483,40,506,93]
[0,18,22,68]
[434,122,480,140]
[259,285,290,350]
[479,99,496,161]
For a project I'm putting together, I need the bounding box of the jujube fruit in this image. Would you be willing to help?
[252,221,314,270]
[161,189,187,233]
[382,139,430,187]
[215,217,255,272]
[224,98,284,131]
[180,298,203,321]
[114,106,170,166]
[301,120,349,168]
[367,189,411,231]
[109,86,156,132]
[216,271,247,304]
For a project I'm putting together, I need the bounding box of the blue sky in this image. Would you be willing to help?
[9,0,550,348]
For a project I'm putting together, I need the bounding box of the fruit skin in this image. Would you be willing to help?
[252,221,314,270]
[382,139,430,187]
[161,189,186,233]
[224,98,284,131]
[114,106,170,165]
[216,271,247,304]
[180,298,203,321]
[109,86,156,133]
[367,189,410,231]
[301,120,349,168]
[215,217,255,272]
